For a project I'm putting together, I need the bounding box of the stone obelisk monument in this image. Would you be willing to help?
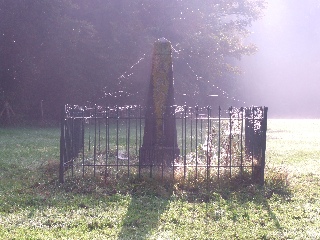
[140,38,179,167]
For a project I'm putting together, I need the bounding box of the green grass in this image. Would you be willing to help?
[1,120,320,239]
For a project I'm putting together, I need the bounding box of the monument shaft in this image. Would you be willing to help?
[140,39,179,166]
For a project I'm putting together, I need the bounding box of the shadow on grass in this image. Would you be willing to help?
[116,176,172,240]
[214,168,291,231]
[42,171,172,239]
[28,162,291,237]
[117,168,291,238]
[117,195,170,240]
[264,200,281,229]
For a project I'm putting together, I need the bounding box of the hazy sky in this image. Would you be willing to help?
[240,0,320,118]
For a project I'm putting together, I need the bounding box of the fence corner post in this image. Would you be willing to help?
[259,106,268,186]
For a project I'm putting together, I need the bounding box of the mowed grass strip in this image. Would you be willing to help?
[0,120,320,239]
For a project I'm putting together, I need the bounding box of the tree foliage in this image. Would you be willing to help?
[0,0,266,121]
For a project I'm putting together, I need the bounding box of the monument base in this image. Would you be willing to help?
[139,146,180,167]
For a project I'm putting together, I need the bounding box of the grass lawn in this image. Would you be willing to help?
[0,120,320,239]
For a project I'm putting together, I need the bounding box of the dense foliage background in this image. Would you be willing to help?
[0,0,265,121]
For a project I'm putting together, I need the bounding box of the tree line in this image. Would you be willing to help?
[0,0,265,122]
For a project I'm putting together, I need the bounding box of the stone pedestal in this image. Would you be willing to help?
[140,39,179,167]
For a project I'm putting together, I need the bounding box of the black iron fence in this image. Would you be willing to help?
[59,105,268,185]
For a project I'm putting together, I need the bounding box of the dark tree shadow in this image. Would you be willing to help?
[118,194,170,240]
[263,199,282,229]
[217,182,291,231]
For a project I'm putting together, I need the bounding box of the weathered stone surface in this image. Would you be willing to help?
[140,39,179,166]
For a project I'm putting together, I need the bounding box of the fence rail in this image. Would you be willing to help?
[59,105,268,186]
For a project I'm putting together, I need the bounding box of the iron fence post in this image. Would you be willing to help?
[260,107,268,185]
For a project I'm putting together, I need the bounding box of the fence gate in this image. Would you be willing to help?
[59,105,268,186]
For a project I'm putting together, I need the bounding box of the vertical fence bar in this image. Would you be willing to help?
[251,107,255,177]
[184,106,187,179]
[116,106,119,177]
[127,107,131,178]
[161,108,165,180]
[205,106,211,197]
[240,107,244,177]
[94,105,97,177]
[181,108,184,158]
[150,144,153,178]
[105,107,109,167]
[125,107,128,175]
[190,109,193,152]
[98,114,101,152]
[195,106,199,179]
[71,106,74,177]
[206,106,210,182]
[82,109,85,177]
[229,107,233,178]
[59,105,66,183]
[218,106,221,183]
[200,116,203,144]
[135,108,138,156]
[64,117,70,176]
[139,106,142,178]
[88,109,91,152]
[172,106,176,181]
